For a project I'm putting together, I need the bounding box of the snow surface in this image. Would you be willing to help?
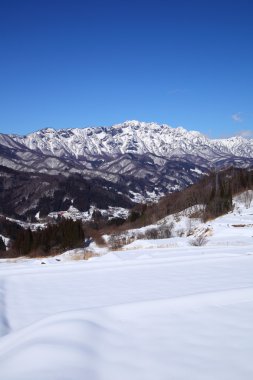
[0,195,253,379]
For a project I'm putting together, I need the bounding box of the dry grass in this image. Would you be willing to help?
[83,250,100,260]
[67,250,100,261]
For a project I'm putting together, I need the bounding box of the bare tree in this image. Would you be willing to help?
[145,228,159,240]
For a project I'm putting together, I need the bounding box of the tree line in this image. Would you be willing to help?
[1,219,84,258]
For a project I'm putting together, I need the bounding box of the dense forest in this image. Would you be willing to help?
[0,219,84,258]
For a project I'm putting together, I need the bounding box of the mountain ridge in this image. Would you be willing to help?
[1,120,253,220]
[6,120,253,160]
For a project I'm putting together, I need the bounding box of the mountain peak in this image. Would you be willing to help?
[113,120,162,129]
[40,127,56,133]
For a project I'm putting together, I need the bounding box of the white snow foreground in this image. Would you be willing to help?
[0,196,253,379]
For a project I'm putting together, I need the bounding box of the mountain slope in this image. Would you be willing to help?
[0,121,253,218]
[0,166,134,219]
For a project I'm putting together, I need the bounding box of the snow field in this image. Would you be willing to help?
[0,193,253,379]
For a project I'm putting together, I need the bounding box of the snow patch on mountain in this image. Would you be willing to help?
[47,205,129,222]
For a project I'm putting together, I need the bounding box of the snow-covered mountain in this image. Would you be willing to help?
[0,121,253,219]
[5,120,253,159]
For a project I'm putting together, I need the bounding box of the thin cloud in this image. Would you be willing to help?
[232,112,243,122]
[237,130,253,138]
[217,128,253,139]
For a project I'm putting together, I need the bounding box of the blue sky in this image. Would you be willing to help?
[0,0,252,137]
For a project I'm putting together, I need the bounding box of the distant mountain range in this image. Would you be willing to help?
[1,120,253,219]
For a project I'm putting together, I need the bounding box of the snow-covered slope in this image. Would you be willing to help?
[0,192,253,379]
[8,120,253,159]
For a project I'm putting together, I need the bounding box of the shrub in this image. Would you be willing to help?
[144,223,174,240]
[128,210,141,223]
[145,228,159,240]
[107,234,134,250]
[189,234,208,246]
[157,223,174,238]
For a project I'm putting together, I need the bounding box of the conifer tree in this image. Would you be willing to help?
[0,237,6,252]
